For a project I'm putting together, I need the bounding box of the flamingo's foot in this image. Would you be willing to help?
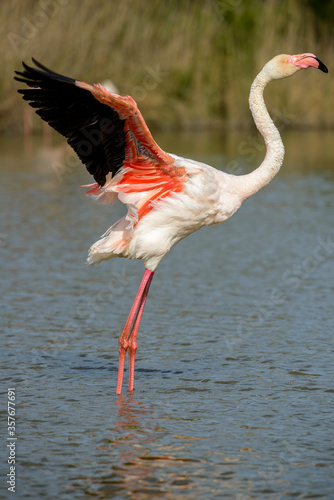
[128,340,138,392]
[116,338,129,395]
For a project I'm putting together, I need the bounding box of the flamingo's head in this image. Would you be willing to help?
[264,53,328,80]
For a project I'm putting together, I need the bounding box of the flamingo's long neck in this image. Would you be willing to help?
[239,70,285,200]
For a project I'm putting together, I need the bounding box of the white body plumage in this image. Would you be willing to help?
[88,154,244,271]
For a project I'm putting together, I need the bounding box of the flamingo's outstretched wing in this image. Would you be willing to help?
[14,59,180,188]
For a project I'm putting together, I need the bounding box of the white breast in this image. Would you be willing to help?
[124,155,243,270]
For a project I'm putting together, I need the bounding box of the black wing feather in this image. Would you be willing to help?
[14,59,126,186]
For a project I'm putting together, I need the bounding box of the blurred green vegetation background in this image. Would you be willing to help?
[2,0,333,134]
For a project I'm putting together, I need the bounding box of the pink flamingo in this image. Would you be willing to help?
[15,53,327,394]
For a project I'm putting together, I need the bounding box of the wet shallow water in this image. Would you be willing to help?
[1,131,334,498]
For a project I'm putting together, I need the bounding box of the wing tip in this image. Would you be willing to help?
[14,58,77,87]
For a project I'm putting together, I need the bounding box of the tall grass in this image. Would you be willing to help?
[2,0,334,133]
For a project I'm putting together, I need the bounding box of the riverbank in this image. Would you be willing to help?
[2,0,334,133]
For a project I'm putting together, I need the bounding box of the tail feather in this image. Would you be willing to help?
[87,216,130,265]
[84,182,119,205]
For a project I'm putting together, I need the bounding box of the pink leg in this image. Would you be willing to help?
[128,272,154,392]
[116,270,154,394]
